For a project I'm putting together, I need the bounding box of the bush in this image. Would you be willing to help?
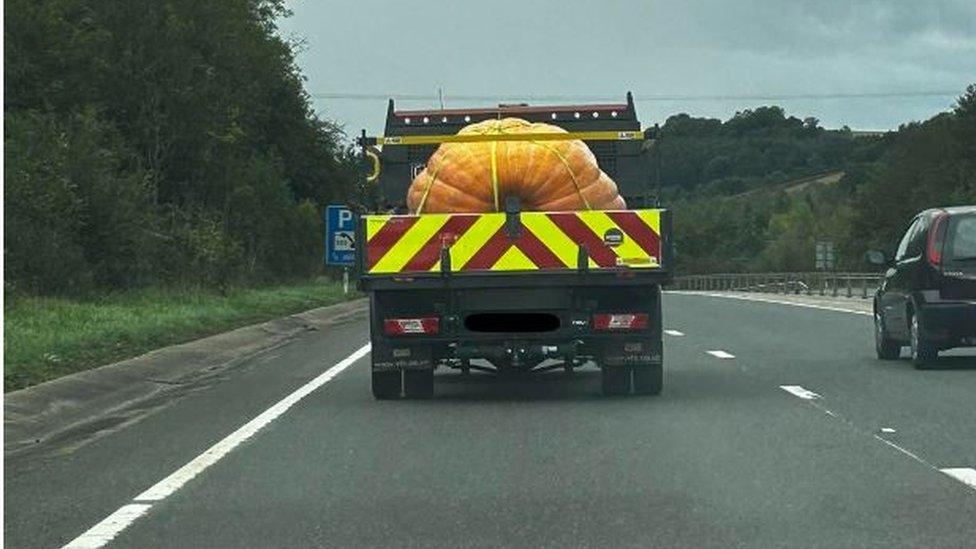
[4,110,156,294]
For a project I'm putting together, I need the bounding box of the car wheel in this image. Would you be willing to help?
[601,366,631,396]
[403,369,434,399]
[874,310,901,360]
[372,370,401,399]
[632,364,663,395]
[910,313,938,369]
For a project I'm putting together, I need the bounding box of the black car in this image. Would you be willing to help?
[868,206,976,367]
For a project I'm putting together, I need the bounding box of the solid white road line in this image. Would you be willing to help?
[941,468,976,490]
[664,329,685,337]
[62,343,372,549]
[779,385,822,400]
[63,504,152,549]
[706,350,735,359]
[668,291,872,316]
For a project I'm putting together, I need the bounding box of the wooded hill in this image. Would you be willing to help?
[660,88,976,274]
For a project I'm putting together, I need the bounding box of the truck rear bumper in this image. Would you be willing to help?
[372,335,662,371]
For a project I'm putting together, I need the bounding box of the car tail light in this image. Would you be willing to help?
[927,213,949,267]
[383,317,439,335]
[593,313,648,331]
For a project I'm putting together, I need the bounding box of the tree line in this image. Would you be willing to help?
[5,0,358,295]
[662,87,976,274]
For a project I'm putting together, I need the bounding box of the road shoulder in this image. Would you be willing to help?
[3,298,368,459]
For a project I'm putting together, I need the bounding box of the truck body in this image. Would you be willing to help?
[357,94,673,398]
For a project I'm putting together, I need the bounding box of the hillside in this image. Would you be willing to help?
[661,88,976,274]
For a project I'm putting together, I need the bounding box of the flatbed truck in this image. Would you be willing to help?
[356,93,672,398]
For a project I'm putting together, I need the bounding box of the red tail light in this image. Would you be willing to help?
[593,313,648,331]
[383,317,439,335]
[927,213,949,267]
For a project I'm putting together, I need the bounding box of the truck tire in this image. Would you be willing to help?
[601,366,631,396]
[632,364,663,395]
[403,369,434,399]
[910,313,938,369]
[372,370,401,399]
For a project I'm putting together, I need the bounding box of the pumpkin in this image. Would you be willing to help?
[406,118,626,213]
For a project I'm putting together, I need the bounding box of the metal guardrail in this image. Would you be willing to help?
[671,272,885,299]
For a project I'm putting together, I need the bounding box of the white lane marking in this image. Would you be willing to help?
[777,382,976,494]
[941,468,976,490]
[62,343,372,549]
[706,350,735,359]
[779,385,821,400]
[668,291,872,316]
[664,329,685,337]
[63,504,152,549]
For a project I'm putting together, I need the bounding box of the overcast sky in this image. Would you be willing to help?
[277,0,975,137]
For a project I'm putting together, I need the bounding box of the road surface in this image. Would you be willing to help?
[5,293,976,548]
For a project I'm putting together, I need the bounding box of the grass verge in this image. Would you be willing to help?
[4,280,356,392]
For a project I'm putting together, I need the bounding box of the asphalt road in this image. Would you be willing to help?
[5,293,976,548]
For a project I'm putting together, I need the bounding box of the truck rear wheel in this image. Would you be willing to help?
[403,369,434,399]
[632,364,663,395]
[601,366,631,396]
[372,370,401,399]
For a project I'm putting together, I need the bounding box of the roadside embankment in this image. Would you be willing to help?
[4,292,368,458]
[4,281,357,392]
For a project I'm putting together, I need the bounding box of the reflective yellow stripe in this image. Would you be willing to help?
[369,215,449,273]
[520,213,576,268]
[576,211,650,266]
[365,215,392,242]
[636,209,661,236]
[366,209,664,274]
[375,130,644,146]
[446,214,505,270]
[491,246,535,270]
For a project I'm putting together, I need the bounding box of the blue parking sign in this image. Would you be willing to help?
[325,205,356,266]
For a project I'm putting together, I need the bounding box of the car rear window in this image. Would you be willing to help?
[945,213,976,261]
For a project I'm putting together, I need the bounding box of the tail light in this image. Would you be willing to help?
[593,313,648,331]
[927,213,949,267]
[383,317,439,336]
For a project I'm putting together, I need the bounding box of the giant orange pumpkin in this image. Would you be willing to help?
[406,118,626,213]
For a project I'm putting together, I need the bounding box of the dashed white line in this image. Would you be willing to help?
[706,350,735,359]
[779,385,821,400]
[664,329,685,337]
[941,468,976,490]
[61,343,372,549]
[775,383,976,495]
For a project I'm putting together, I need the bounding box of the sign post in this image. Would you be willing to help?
[325,205,356,293]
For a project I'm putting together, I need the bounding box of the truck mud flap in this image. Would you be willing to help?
[372,344,433,371]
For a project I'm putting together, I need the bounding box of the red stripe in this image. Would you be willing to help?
[462,227,512,270]
[606,211,661,260]
[401,215,478,272]
[367,216,419,270]
[546,213,618,267]
[516,228,567,269]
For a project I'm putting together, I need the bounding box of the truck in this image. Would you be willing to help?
[356,93,673,398]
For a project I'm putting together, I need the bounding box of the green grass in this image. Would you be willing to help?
[3,281,356,392]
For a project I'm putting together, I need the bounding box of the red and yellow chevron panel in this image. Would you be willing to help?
[364,210,662,274]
